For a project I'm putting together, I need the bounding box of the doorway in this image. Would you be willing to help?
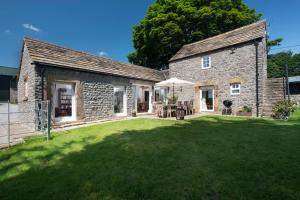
[144,91,149,112]
[200,88,214,112]
[134,85,153,113]
[53,83,76,122]
[114,86,127,116]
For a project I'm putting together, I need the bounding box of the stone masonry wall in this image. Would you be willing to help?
[169,39,267,116]
[263,78,285,116]
[262,78,300,116]
[17,45,39,131]
[39,66,141,122]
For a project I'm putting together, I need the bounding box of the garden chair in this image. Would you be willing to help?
[167,104,177,118]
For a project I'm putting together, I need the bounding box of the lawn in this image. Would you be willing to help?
[0,111,300,200]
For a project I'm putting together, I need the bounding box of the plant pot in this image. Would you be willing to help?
[236,111,252,117]
[132,112,137,117]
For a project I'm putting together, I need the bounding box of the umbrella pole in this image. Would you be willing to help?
[173,83,175,102]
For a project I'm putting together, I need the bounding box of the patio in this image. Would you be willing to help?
[154,77,195,120]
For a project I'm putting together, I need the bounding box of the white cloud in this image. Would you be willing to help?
[98,51,108,57]
[23,24,41,32]
[4,29,11,34]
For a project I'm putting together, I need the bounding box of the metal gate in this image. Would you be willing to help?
[0,100,51,149]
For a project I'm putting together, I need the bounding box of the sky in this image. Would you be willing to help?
[0,0,300,68]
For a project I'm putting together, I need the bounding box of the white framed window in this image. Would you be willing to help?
[201,56,211,69]
[230,83,241,95]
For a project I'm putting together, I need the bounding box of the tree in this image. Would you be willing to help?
[268,51,300,78]
[267,38,283,54]
[128,0,261,69]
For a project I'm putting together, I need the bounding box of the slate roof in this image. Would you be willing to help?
[170,20,267,62]
[23,38,165,82]
[0,66,18,77]
[289,76,300,83]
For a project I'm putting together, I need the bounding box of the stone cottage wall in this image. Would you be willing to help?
[39,66,139,122]
[169,39,267,116]
[17,45,40,131]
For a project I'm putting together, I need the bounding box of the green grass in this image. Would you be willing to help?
[0,111,300,200]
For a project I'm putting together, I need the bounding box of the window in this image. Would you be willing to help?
[230,83,240,95]
[24,77,28,99]
[154,88,167,103]
[201,56,211,69]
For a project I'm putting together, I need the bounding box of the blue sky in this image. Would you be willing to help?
[1,0,300,68]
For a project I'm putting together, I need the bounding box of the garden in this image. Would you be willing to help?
[0,109,299,199]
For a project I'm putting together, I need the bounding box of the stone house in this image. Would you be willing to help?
[18,20,277,130]
[18,38,166,129]
[169,20,268,116]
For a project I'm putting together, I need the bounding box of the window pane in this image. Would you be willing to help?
[202,56,210,68]
[114,87,124,114]
[231,83,240,94]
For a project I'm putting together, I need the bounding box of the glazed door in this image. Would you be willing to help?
[114,86,127,116]
[53,83,76,122]
[200,88,214,112]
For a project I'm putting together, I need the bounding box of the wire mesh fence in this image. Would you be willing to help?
[0,100,51,149]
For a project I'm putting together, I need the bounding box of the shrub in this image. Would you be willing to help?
[239,106,252,113]
[167,95,178,104]
[272,100,297,119]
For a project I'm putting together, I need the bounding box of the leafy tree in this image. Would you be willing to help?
[267,38,283,54]
[268,51,300,78]
[128,0,261,69]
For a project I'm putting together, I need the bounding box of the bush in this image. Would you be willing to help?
[272,100,297,119]
[239,106,252,113]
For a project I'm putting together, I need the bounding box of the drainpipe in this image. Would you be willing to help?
[254,40,259,117]
[40,66,46,101]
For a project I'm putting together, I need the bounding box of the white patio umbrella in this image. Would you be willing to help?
[155,77,194,100]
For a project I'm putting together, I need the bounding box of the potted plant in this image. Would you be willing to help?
[167,95,178,105]
[272,100,297,120]
[236,106,252,116]
[132,110,137,117]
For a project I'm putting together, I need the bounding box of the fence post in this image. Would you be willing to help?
[285,64,291,101]
[7,100,10,148]
[47,100,51,140]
